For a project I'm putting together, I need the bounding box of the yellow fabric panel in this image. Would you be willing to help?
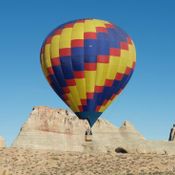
[66,93,79,112]
[98,105,106,112]
[95,63,108,86]
[66,100,73,109]
[92,19,106,27]
[126,43,136,68]
[129,42,136,63]
[99,95,118,112]
[72,23,84,39]
[127,45,134,68]
[50,35,60,58]
[40,52,49,77]
[67,101,77,112]
[69,86,81,106]
[101,20,110,24]
[107,56,121,80]
[44,44,51,68]
[117,50,129,74]
[122,49,130,70]
[75,79,86,99]
[59,28,72,48]
[85,71,96,92]
[99,100,112,112]
[84,20,96,32]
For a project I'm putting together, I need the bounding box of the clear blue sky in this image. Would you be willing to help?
[0,0,175,146]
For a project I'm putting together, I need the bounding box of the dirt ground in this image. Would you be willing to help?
[0,148,175,175]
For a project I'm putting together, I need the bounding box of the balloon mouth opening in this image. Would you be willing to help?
[75,112,102,127]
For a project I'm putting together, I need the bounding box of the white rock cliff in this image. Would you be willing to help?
[12,106,175,154]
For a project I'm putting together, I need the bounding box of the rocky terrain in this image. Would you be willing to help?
[1,147,175,175]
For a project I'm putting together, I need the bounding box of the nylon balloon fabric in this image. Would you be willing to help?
[40,19,136,127]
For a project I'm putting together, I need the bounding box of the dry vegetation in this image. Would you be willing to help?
[0,148,175,175]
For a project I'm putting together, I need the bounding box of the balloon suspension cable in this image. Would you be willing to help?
[85,128,93,136]
[85,119,93,142]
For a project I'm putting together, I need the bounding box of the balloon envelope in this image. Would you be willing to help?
[40,18,136,127]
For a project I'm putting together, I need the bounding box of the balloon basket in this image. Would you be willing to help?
[85,129,93,142]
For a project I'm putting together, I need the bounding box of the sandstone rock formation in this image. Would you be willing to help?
[12,106,175,155]
[0,136,5,148]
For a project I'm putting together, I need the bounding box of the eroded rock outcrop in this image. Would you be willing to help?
[0,136,5,148]
[12,106,175,154]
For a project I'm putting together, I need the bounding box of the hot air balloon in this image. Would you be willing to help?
[40,18,136,131]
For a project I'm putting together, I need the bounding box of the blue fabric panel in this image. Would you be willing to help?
[60,56,74,79]
[75,112,102,127]
[52,66,67,87]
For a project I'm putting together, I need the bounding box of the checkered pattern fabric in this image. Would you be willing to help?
[40,18,136,127]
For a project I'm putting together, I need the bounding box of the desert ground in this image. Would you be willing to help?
[0,148,175,175]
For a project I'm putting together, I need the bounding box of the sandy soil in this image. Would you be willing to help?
[0,148,175,175]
